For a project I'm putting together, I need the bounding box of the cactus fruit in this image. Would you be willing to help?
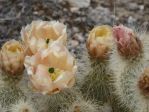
[109,25,149,112]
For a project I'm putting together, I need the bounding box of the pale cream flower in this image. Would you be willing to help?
[0,40,25,75]
[21,20,67,55]
[24,40,77,95]
[86,25,113,59]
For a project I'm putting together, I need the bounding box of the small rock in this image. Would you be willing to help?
[69,40,79,48]
[73,33,85,43]
[33,11,38,15]
[66,0,90,8]
[127,3,139,11]
[72,27,79,33]
[128,16,136,24]
[139,5,144,11]
[70,7,79,12]
[88,7,112,24]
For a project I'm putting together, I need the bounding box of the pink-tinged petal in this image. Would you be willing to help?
[54,71,75,89]
[24,39,77,95]
[113,25,134,46]
[30,64,53,94]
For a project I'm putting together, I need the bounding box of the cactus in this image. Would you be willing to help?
[109,25,149,112]
[79,25,134,112]
[79,25,113,106]
[27,87,99,112]
[9,99,36,112]
[81,59,112,103]
[42,88,80,112]
[63,98,100,112]
[0,71,23,86]
[3,20,148,112]
[0,85,25,108]
[0,104,7,112]
[0,20,102,112]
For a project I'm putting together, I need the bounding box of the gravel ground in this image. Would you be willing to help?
[0,0,149,51]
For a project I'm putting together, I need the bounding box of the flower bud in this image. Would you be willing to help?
[1,40,25,75]
[24,40,77,95]
[21,20,67,55]
[86,25,113,59]
[113,25,142,58]
[138,67,149,97]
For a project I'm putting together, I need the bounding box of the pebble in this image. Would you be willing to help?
[73,33,85,43]
[88,7,112,24]
[127,3,139,11]
[128,16,136,24]
[69,40,79,48]
[66,0,91,8]
[139,5,144,11]
[72,27,80,33]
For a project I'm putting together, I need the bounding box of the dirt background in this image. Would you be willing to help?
[0,0,149,51]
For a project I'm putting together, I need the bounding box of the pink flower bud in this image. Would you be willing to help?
[113,25,142,58]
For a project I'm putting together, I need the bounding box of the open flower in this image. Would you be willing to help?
[24,40,77,95]
[0,40,25,75]
[86,25,113,59]
[21,20,67,55]
[113,25,142,58]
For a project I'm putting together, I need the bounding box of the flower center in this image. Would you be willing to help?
[7,44,21,53]
[48,67,61,81]
[95,26,111,38]
[48,67,54,73]
[46,39,50,44]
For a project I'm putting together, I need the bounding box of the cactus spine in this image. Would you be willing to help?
[81,59,112,103]
[63,98,99,112]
